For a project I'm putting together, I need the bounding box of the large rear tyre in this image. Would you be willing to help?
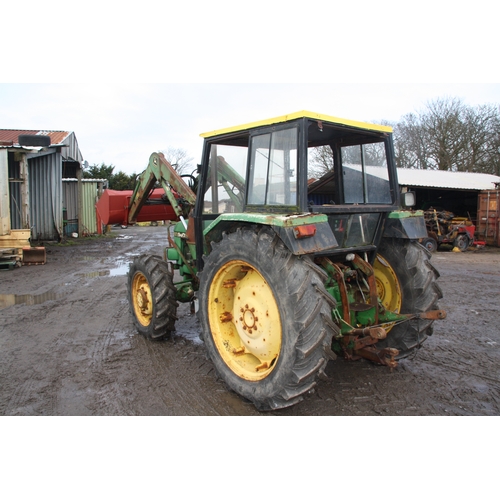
[198,227,338,411]
[374,238,443,358]
[128,254,178,340]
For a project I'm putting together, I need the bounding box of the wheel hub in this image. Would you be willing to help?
[242,307,257,331]
[137,287,149,311]
[232,271,278,363]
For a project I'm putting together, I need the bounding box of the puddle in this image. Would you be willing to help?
[77,270,112,278]
[76,259,130,279]
[110,261,130,276]
[0,292,63,310]
[175,328,203,345]
[174,303,203,345]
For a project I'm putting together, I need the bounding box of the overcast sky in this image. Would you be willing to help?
[2,83,499,176]
[1,2,499,177]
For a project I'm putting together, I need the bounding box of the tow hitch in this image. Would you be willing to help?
[339,310,447,369]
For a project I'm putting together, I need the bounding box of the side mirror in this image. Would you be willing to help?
[403,191,416,208]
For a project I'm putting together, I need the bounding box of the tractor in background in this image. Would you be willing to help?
[422,209,476,252]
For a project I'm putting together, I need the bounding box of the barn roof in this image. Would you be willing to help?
[397,168,500,191]
[0,129,71,147]
[0,129,83,163]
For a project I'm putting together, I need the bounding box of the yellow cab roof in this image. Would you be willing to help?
[200,110,392,138]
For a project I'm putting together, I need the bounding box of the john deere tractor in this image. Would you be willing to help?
[127,111,445,410]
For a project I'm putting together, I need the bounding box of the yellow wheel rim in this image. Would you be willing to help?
[373,254,402,331]
[208,260,282,382]
[131,272,153,327]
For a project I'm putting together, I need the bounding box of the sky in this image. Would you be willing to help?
[1,83,499,176]
[1,1,499,177]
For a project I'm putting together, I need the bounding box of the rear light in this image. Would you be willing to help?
[294,225,316,239]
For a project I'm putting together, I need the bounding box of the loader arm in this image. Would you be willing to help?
[202,155,247,213]
[128,152,197,224]
[216,156,246,197]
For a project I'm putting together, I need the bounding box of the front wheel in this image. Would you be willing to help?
[198,228,338,411]
[128,254,178,340]
[374,238,443,358]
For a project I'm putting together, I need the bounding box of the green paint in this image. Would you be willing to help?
[388,210,424,219]
[203,213,328,236]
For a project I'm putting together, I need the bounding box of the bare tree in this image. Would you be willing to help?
[308,145,334,179]
[462,104,500,174]
[394,97,500,174]
[394,112,433,170]
[161,147,194,175]
[307,99,500,177]
[308,125,390,179]
[421,97,468,171]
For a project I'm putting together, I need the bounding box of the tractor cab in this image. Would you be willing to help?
[194,111,411,267]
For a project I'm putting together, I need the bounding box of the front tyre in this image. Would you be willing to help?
[128,254,178,340]
[374,238,443,358]
[198,228,338,411]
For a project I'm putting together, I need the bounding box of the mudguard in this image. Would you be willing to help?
[383,211,428,239]
[203,213,339,256]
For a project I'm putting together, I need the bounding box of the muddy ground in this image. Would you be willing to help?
[1,225,499,416]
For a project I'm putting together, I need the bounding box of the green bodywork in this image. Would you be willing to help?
[130,113,430,352]
[166,212,335,302]
[167,210,413,345]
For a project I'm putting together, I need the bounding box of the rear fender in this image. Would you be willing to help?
[203,213,339,256]
[383,210,428,239]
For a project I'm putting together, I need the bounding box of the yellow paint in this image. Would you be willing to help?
[200,110,393,138]
[208,260,282,382]
[373,254,402,332]
[131,271,153,327]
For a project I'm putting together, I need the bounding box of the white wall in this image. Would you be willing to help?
[0,150,10,236]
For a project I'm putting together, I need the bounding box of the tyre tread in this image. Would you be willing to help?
[377,239,443,357]
[199,227,339,411]
[128,254,178,340]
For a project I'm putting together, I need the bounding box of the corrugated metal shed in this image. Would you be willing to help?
[397,168,500,191]
[29,152,63,240]
[62,179,79,236]
[81,182,98,235]
[63,179,107,236]
[1,129,85,241]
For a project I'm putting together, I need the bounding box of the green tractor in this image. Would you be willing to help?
[127,111,446,410]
